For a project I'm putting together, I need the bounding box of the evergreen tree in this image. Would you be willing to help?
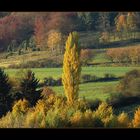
[20,70,41,106]
[62,32,81,105]
[0,68,12,117]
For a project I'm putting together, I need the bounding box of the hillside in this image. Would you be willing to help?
[0,12,140,52]
[1,40,140,68]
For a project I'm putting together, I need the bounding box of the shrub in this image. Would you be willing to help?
[104,73,115,79]
[128,78,140,96]
[70,109,104,127]
[117,69,140,96]
[81,74,92,82]
[43,77,62,86]
[45,108,69,128]
[41,86,56,98]
[44,77,55,86]
[70,110,85,127]
[0,111,25,128]
[80,49,93,65]
[88,99,102,110]
[24,110,46,128]
[107,92,125,105]
[8,59,62,69]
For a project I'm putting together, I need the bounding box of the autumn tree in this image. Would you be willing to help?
[34,17,47,50]
[62,32,81,105]
[80,49,93,65]
[106,47,140,65]
[127,12,138,38]
[0,14,33,51]
[46,12,79,34]
[47,30,63,54]
[117,69,140,96]
[115,13,127,39]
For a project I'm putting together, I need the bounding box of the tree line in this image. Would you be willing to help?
[0,12,140,52]
[106,46,140,64]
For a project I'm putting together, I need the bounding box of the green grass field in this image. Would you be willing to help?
[4,66,140,102]
[5,66,140,80]
[52,81,117,101]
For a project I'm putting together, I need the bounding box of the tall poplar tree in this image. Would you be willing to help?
[62,32,81,105]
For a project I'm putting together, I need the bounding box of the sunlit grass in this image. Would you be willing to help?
[52,81,117,101]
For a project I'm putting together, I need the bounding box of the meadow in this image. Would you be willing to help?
[5,66,140,80]
[53,81,117,101]
[4,66,140,102]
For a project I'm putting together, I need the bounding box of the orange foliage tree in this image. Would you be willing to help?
[34,17,47,50]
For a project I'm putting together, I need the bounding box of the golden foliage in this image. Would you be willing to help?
[132,107,140,128]
[117,112,130,127]
[35,100,48,116]
[94,102,113,126]
[47,30,63,52]
[62,32,81,105]
[70,110,83,127]
[70,109,104,127]
[12,99,29,116]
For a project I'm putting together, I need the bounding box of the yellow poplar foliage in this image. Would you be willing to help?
[132,107,140,128]
[62,32,81,105]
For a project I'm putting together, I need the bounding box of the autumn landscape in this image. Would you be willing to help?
[0,12,140,128]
